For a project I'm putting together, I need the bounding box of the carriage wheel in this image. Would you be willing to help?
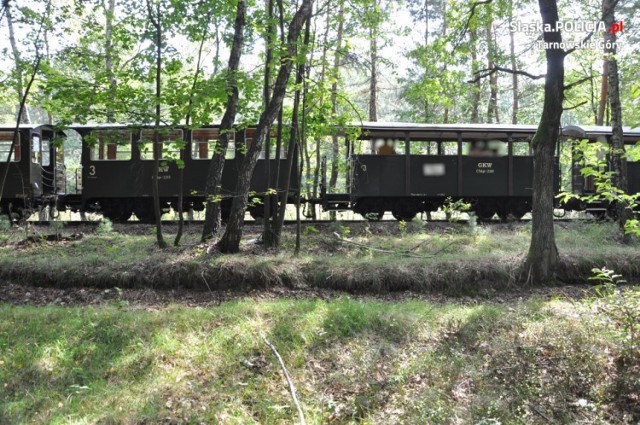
[392,200,418,222]
[473,203,495,222]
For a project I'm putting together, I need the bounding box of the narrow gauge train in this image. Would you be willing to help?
[318,122,640,221]
[0,124,298,222]
[0,122,638,222]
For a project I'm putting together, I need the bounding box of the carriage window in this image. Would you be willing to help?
[31,135,50,166]
[41,139,50,166]
[410,141,438,155]
[191,129,235,160]
[0,132,20,162]
[467,140,507,157]
[257,134,285,158]
[626,142,640,162]
[441,141,458,155]
[512,141,530,156]
[90,130,132,161]
[139,129,183,160]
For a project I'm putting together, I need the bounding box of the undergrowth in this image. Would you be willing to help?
[1,293,639,424]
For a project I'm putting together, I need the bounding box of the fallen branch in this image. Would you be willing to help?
[262,335,306,425]
[528,403,555,423]
[200,270,212,293]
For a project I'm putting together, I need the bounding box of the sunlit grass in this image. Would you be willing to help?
[1,293,638,424]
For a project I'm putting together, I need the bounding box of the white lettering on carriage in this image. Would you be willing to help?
[478,163,493,168]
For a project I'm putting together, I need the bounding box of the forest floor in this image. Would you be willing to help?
[0,219,638,293]
[1,287,639,424]
[1,221,639,424]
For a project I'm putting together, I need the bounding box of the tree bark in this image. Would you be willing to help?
[329,1,345,192]
[596,59,608,125]
[486,25,499,124]
[176,11,212,246]
[104,0,117,123]
[217,0,313,253]
[201,0,246,241]
[525,0,564,283]
[311,1,332,210]
[509,0,518,124]
[147,0,166,248]
[262,0,276,246]
[368,0,378,123]
[423,0,429,121]
[602,0,634,242]
[442,0,449,123]
[469,29,481,123]
[6,0,31,124]
[272,14,311,244]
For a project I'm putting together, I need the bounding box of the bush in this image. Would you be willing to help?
[97,218,114,234]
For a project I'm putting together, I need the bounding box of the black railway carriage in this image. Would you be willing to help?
[67,124,298,222]
[0,125,65,219]
[562,125,640,215]
[320,122,640,221]
[324,122,559,221]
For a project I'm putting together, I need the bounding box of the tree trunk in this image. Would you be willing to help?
[525,0,564,284]
[509,0,518,124]
[368,1,378,123]
[104,0,117,123]
[596,59,608,125]
[423,0,429,121]
[217,0,313,253]
[6,0,31,124]
[442,0,449,123]
[272,15,310,244]
[263,0,276,247]
[602,0,634,242]
[201,0,246,241]
[469,29,481,123]
[486,26,499,124]
[311,1,332,215]
[177,12,212,246]
[148,0,166,248]
[329,1,345,191]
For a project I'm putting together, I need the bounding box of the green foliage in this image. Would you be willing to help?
[398,219,407,236]
[441,196,471,222]
[0,215,10,232]
[303,225,319,236]
[97,218,114,235]
[589,267,640,355]
[557,139,640,236]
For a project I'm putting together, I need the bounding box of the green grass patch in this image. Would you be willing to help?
[1,292,639,424]
[0,221,638,292]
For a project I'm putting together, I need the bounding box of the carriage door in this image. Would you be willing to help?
[30,134,45,197]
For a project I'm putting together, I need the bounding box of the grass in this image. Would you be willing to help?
[1,292,639,424]
[0,220,639,292]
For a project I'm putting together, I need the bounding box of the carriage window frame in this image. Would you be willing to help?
[191,129,235,160]
[139,129,184,161]
[89,130,133,161]
[0,132,20,162]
